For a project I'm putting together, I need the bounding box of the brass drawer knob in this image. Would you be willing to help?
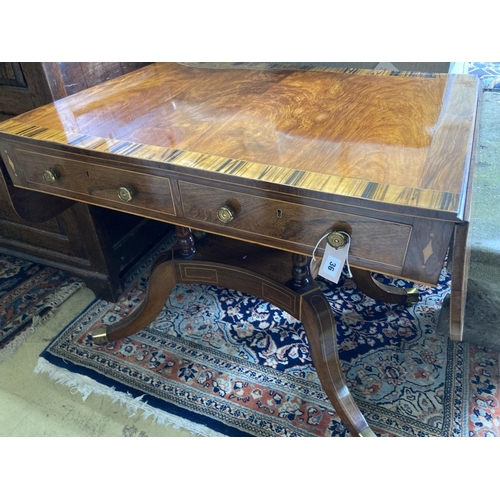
[217,205,236,223]
[327,231,349,249]
[42,168,59,183]
[118,186,133,202]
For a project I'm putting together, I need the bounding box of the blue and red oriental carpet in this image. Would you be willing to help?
[0,254,84,363]
[32,240,500,437]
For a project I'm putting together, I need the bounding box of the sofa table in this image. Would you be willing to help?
[0,62,480,436]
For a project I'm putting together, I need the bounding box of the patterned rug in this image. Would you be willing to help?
[34,243,500,437]
[467,62,500,90]
[451,62,500,90]
[0,254,85,363]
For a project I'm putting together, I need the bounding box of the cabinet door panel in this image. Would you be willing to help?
[0,63,27,88]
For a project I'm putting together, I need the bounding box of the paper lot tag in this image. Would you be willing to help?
[318,240,350,284]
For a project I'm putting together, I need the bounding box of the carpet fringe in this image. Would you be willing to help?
[34,357,226,437]
[0,324,40,364]
[0,280,86,364]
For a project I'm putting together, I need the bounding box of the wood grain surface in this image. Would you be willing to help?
[0,63,480,217]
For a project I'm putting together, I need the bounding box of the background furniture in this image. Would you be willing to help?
[0,63,172,301]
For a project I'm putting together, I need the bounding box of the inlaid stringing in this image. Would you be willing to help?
[0,118,461,213]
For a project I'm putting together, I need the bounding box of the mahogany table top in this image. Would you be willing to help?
[0,62,480,219]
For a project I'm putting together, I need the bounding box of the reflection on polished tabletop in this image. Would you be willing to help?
[0,62,479,216]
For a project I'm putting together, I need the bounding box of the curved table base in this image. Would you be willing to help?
[92,251,375,437]
[350,267,419,306]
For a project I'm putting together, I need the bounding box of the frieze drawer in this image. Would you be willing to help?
[5,143,176,217]
[179,181,412,272]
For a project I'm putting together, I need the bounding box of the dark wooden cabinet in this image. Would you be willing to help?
[0,62,172,301]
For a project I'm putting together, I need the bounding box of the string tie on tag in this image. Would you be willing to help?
[312,231,330,263]
[312,230,353,278]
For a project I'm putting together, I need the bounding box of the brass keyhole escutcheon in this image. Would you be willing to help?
[118,186,134,202]
[42,168,60,183]
[217,205,236,223]
[327,231,348,249]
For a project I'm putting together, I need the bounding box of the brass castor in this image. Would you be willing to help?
[406,287,420,305]
[359,428,376,437]
[91,327,109,345]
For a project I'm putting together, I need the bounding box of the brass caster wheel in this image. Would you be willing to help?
[92,327,109,345]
